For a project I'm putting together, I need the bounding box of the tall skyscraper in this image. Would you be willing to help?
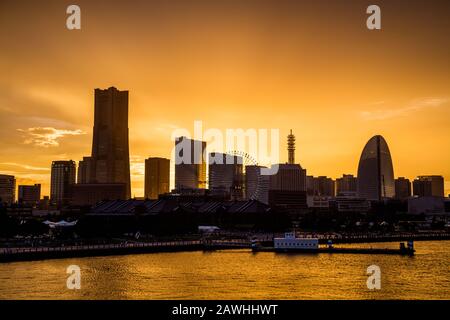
[413,175,444,197]
[336,174,358,195]
[145,157,170,199]
[245,165,269,204]
[51,160,76,205]
[395,177,411,200]
[174,136,206,190]
[0,174,15,204]
[357,135,395,201]
[88,87,131,199]
[18,184,41,205]
[209,153,244,200]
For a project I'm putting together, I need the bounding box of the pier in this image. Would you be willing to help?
[314,232,450,244]
[252,246,415,255]
[1,232,449,262]
[0,241,201,262]
[0,239,252,263]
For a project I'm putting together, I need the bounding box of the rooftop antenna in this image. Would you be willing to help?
[287,129,296,164]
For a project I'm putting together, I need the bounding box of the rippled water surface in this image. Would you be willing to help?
[0,241,449,299]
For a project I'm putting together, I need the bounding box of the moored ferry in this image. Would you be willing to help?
[273,232,319,252]
[251,232,415,255]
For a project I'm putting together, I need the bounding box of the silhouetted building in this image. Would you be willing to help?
[306,176,335,197]
[408,196,445,214]
[245,165,269,204]
[307,196,331,209]
[70,183,127,206]
[268,190,307,208]
[306,176,314,195]
[357,135,395,201]
[145,157,170,200]
[0,174,15,204]
[160,188,227,202]
[77,156,92,184]
[413,175,444,197]
[268,164,307,208]
[39,196,50,210]
[174,136,206,190]
[336,174,357,195]
[89,198,271,215]
[209,153,244,200]
[51,160,76,205]
[18,184,41,205]
[267,133,307,207]
[334,194,371,213]
[395,177,411,200]
[269,164,306,191]
[88,87,131,199]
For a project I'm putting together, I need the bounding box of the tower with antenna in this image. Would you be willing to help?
[287,129,295,164]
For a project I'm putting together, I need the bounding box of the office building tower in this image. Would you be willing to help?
[174,136,206,190]
[336,174,358,195]
[413,175,444,197]
[145,157,170,199]
[18,184,41,205]
[395,177,411,200]
[89,87,131,199]
[357,135,395,201]
[50,160,76,205]
[0,174,15,204]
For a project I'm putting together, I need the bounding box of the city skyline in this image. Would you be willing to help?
[1,0,449,197]
[0,86,450,200]
[0,88,449,199]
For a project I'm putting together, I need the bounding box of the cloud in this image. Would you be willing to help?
[17,127,85,147]
[0,162,50,172]
[360,97,448,120]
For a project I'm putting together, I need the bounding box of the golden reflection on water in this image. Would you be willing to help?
[0,241,449,299]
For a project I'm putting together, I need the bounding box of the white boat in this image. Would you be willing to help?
[273,232,319,252]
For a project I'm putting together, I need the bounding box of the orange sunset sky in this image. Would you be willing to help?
[1,0,449,197]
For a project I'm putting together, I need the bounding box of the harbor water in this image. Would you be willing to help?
[0,240,449,299]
